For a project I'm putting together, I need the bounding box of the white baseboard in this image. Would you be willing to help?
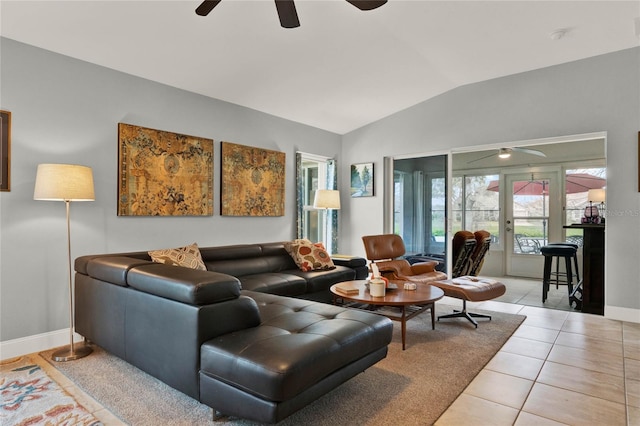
[605,305,640,323]
[0,328,85,361]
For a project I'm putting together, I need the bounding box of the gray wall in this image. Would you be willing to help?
[2,39,639,344]
[341,47,640,319]
[0,38,341,341]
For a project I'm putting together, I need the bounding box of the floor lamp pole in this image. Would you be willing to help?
[52,200,92,362]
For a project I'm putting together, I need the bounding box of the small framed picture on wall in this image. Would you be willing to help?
[351,162,374,197]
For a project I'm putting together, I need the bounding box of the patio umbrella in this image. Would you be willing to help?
[486,173,605,195]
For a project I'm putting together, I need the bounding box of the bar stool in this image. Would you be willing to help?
[545,242,580,288]
[540,244,578,303]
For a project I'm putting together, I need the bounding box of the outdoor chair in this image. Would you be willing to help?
[515,234,541,254]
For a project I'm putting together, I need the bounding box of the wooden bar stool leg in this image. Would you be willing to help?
[565,255,574,298]
[542,255,552,302]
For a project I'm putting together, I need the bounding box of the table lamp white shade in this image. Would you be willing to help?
[313,189,341,210]
[588,188,606,204]
[34,164,95,201]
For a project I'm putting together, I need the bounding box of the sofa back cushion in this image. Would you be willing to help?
[201,243,298,277]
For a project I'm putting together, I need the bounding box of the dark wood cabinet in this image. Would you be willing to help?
[564,224,605,315]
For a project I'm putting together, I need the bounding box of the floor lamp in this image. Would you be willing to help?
[34,163,95,362]
[313,189,340,253]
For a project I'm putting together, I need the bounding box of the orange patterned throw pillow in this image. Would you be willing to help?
[148,242,207,270]
[288,240,335,272]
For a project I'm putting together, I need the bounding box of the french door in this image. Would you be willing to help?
[505,172,561,278]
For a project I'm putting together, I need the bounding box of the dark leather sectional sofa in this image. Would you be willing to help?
[74,242,392,423]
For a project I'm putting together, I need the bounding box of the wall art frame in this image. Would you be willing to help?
[0,110,11,192]
[351,162,374,197]
[117,123,214,216]
[221,141,285,216]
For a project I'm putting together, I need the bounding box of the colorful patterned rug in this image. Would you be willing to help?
[1,355,101,426]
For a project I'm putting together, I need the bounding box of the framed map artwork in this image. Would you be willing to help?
[117,123,213,216]
[221,141,285,216]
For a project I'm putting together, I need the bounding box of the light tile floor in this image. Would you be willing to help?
[435,276,640,426]
[25,277,640,425]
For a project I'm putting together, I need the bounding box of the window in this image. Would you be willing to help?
[296,153,338,253]
[565,167,606,239]
[393,155,447,257]
[451,174,500,244]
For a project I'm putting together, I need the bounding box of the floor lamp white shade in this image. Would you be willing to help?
[313,189,341,210]
[34,164,95,362]
[34,164,95,201]
[313,190,340,252]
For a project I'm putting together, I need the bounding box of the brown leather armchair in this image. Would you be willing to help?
[361,234,447,284]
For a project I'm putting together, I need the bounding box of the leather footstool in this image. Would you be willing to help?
[432,277,506,327]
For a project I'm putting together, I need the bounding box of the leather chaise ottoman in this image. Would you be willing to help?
[199,291,392,423]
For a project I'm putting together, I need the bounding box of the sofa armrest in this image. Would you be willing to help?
[331,255,368,279]
[409,261,439,274]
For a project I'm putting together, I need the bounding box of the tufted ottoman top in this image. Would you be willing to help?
[200,291,393,402]
[432,277,506,302]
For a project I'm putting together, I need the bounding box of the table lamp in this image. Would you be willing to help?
[34,163,95,361]
[583,188,606,224]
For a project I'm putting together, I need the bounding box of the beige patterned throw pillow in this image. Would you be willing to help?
[148,242,207,270]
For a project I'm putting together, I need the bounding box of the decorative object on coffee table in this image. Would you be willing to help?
[221,141,285,216]
[117,123,213,216]
[34,163,95,361]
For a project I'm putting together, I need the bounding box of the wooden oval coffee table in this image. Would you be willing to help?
[330,280,444,350]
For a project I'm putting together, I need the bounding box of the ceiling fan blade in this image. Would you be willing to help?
[195,0,222,16]
[345,0,387,11]
[275,0,300,28]
[512,147,547,157]
[466,152,498,164]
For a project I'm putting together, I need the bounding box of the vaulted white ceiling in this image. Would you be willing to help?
[1,1,638,134]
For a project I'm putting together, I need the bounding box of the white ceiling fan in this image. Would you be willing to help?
[467,147,546,164]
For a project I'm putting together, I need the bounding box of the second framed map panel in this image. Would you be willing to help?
[221,142,285,216]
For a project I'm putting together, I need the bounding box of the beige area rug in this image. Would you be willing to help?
[1,354,101,426]
[42,304,525,425]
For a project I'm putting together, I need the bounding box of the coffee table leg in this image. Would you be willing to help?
[431,303,436,330]
[401,306,406,350]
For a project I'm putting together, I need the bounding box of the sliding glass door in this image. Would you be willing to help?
[390,155,448,271]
